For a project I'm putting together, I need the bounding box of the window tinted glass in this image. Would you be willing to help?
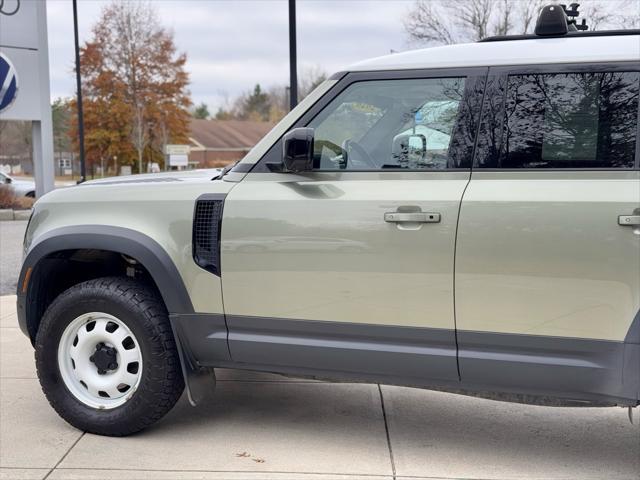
[482,71,639,169]
[308,78,467,170]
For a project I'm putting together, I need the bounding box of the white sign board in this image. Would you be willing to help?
[169,154,189,167]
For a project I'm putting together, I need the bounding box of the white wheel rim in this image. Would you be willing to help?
[57,312,143,409]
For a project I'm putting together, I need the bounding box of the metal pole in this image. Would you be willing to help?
[32,0,55,196]
[72,0,86,183]
[288,0,298,110]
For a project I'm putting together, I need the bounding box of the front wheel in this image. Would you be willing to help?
[35,277,184,436]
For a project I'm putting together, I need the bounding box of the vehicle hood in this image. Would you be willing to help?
[10,179,35,187]
[34,167,232,208]
[80,168,222,186]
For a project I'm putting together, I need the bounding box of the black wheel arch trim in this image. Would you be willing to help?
[17,225,195,340]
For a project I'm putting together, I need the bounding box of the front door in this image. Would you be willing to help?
[456,64,640,402]
[221,70,485,383]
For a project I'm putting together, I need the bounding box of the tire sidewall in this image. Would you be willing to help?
[36,281,178,435]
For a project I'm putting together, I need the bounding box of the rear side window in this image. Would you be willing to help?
[479,71,639,169]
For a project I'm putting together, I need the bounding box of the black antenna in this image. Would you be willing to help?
[535,3,590,36]
[560,3,589,31]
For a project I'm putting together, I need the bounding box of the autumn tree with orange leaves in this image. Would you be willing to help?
[70,1,191,174]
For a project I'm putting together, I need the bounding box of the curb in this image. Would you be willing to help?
[0,209,32,221]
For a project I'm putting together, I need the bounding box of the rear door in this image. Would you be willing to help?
[456,63,640,402]
[221,69,486,383]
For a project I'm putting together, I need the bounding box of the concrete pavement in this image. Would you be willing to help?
[0,295,639,479]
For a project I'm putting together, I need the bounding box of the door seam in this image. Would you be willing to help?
[453,69,489,380]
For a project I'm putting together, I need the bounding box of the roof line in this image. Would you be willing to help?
[480,29,640,43]
[188,137,206,149]
[194,147,253,152]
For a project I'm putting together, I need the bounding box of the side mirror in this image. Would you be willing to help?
[5,177,12,184]
[392,133,427,167]
[282,127,314,173]
[407,134,427,164]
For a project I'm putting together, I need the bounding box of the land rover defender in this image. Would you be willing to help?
[17,5,640,435]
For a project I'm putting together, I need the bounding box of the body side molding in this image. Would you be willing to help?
[201,315,637,406]
[227,315,458,380]
[225,315,458,382]
[457,329,638,404]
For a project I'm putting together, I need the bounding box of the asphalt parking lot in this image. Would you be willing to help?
[0,220,27,296]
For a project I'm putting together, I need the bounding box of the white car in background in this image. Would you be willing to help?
[0,172,36,197]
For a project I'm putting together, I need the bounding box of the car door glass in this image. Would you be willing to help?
[308,78,466,170]
[479,71,639,169]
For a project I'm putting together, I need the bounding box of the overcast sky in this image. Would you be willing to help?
[46,0,415,111]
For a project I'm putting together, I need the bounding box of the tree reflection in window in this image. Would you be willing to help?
[500,72,638,169]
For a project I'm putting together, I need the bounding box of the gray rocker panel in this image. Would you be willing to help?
[226,315,459,383]
[457,330,637,404]
[181,314,639,406]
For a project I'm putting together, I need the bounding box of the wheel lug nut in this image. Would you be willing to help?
[109,363,117,370]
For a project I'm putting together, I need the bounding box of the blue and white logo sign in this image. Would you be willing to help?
[0,53,19,113]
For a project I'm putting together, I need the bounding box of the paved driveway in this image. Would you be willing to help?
[0,221,27,296]
[1,296,639,479]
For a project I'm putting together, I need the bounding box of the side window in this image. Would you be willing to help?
[307,78,468,170]
[479,71,639,169]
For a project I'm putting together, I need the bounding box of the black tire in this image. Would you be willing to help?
[35,276,184,436]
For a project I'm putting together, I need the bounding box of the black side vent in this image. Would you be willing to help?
[192,195,225,276]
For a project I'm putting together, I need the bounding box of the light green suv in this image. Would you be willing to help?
[17,15,640,436]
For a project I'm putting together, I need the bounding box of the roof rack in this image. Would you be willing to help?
[480,3,639,42]
[480,29,640,42]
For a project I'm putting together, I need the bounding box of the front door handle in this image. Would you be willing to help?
[619,215,640,226]
[384,212,441,223]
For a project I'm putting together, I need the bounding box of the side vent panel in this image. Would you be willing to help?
[192,195,225,276]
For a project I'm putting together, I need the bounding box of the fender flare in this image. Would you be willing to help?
[18,225,194,324]
[16,225,207,403]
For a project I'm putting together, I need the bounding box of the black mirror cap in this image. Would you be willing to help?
[282,127,314,173]
[535,4,569,36]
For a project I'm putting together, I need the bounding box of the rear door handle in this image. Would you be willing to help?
[618,215,640,226]
[384,212,441,223]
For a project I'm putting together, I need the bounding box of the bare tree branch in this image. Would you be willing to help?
[404,0,635,46]
[404,1,458,45]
